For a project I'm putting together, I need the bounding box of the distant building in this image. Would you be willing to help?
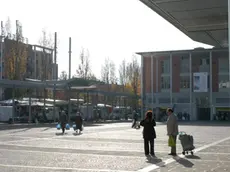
[138,48,230,121]
[0,37,58,100]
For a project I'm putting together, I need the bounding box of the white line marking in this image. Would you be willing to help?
[0,164,134,172]
[138,136,230,172]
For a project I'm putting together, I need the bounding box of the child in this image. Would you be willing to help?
[140,110,156,156]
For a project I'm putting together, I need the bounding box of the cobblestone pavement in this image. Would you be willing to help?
[0,122,230,172]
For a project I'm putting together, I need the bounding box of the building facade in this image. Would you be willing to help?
[139,48,230,121]
[0,38,58,100]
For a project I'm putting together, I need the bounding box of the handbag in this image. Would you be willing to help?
[168,135,176,147]
[56,124,61,130]
[65,123,70,130]
[72,124,77,131]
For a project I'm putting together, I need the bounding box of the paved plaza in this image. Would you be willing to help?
[0,122,230,172]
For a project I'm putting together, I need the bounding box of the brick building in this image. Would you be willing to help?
[138,48,230,121]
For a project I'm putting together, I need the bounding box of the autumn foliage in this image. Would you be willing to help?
[4,38,28,80]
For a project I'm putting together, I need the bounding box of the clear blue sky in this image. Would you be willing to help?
[0,0,211,79]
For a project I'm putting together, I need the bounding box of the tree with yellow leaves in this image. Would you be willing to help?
[126,55,141,109]
[4,20,28,99]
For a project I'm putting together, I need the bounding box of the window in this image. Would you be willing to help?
[180,57,189,73]
[200,58,209,65]
[161,76,170,89]
[180,76,190,88]
[219,58,229,73]
[161,59,170,74]
[216,98,230,104]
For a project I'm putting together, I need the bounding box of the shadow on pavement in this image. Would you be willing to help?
[72,132,83,136]
[0,121,122,131]
[185,155,201,159]
[177,121,230,127]
[9,128,31,134]
[146,156,165,166]
[55,132,69,136]
[173,156,194,168]
[42,127,53,131]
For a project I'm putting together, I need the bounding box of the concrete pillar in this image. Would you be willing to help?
[29,93,32,123]
[228,0,230,82]
[209,51,213,121]
[141,55,144,119]
[151,55,154,111]
[189,53,193,120]
[170,53,173,105]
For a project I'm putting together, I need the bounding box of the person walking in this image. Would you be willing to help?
[166,108,178,156]
[59,108,68,134]
[140,110,156,156]
[132,110,138,128]
[75,112,83,134]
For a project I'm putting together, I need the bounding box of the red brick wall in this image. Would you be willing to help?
[157,57,164,92]
[152,58,156,93]
[143,52,222,94]
[144,57,151,93]
[172,56,180,92]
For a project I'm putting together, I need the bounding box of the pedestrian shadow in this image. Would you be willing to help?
[173,156,194,168]
[10,128,31,134]
[72,133,83,136]
[185,155,201,159]
[42,127,52,131]
[146,156,165,167]
[55,132,68,136]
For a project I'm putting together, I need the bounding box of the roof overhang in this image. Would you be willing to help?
[140,0,228,47]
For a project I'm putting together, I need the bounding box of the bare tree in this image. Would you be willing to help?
[126,55,140,108]
[109,60,117,84]
[5,17,11,37]
[118,59,127,86]
[101,57,110,84]
[39,28,53,48]
[59,71,68,80]
[38,29,54,101]
[76,48,91,79]
[101,57,117,84]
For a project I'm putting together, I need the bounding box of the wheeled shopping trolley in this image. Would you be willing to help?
[178,132,195,155]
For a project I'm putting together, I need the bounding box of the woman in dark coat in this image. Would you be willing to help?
[140,110,156,156]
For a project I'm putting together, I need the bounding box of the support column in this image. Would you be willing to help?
[170,53,173,105]
[189,53,193,120]
[156,57,159,105]
[228,0,230,82]
[86,91,89,120]
[151,55,154,111]
[12,86,15,123]
[29,92,32,123]
[141,55,144,119]
[209,51,213,121]
[68,86,71,122]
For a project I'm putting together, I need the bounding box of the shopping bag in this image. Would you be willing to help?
[66,123,70,130]
[168,136,175,147]
[81,125,84,131]
[56,124,61,130]
[72,124,76,131]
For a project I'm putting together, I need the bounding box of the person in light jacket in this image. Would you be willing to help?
[140,110,156,156]
[166,108,178,156]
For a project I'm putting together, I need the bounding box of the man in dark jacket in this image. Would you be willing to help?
[59,110,67,134]
[140,110,156,156]
[75,112,83,134]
